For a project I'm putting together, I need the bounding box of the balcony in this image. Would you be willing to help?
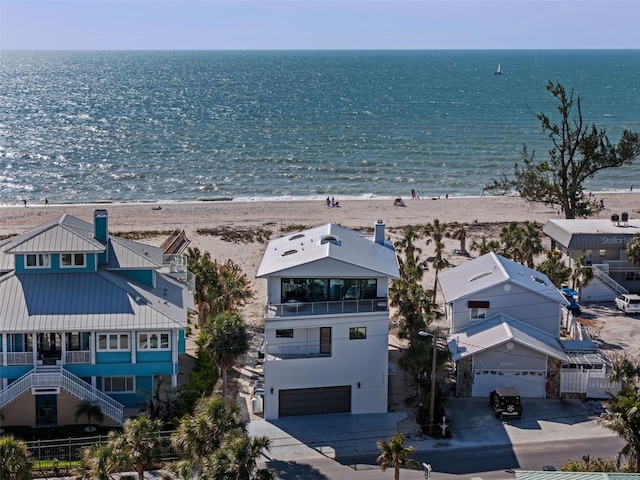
[265,298,389,318]
[265,343,332,360]
[162,254,195,292]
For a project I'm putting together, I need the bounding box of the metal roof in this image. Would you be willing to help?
[447,314,568,362]
[256,223,400,279]
[0,270,189,332]
[3,214,105,254]
[516,472,640,480]
[543,218,640,250]
[106,236,163,269]
[438,252,568,306]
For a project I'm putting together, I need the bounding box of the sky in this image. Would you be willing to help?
[1,1,639,51]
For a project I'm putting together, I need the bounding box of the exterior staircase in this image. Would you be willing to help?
[0,365,124,424]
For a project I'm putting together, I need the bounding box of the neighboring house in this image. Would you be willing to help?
[543,216,640,301]
[438,252,609,399]
[256,221,399,419]
[0,210,194,427]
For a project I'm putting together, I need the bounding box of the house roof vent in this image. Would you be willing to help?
[468,270,492,282]
[320,235,341,246]
[282,249,297,256]
[289,233,305,241]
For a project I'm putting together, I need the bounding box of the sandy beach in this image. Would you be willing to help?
[2,193,639,326]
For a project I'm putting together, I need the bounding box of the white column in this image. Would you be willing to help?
[131,331,136,364]
[61,332,66,366]
[1,334,6,367]
[90,332,96,364]
[32,332,37,367]
[171,330,178,389]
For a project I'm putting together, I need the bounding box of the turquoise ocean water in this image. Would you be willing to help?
[0,50,639,206]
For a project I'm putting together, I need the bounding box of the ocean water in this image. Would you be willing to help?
[0,50,639,206]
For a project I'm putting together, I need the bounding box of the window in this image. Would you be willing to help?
[281,278,377,303]
[276,329,294,338]
[599,249,606,257]
[97,333,130,351]
[25,254,50,268]
[61,253,86,267]
[349,327,367,340]
[138,332,170,350]
[103,376,134,393]
[468,301,489,320]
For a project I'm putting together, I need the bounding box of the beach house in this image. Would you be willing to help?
[256,221,399,419]
[438,252,609,399]
[0,210,194,427]
[543,215,640,302]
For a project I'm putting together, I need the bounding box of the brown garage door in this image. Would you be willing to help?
[279,386,351,417]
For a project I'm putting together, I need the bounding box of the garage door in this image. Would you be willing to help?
[472,371,545,398]
[279,386,351,417]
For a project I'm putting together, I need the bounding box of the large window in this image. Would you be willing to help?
[61,253,86,268]
[138,332,170,350]
[103,376,134,393]
[66,332,90,351]
[97,333,129,351]
[25,254,50,268]
[281,278,377,303]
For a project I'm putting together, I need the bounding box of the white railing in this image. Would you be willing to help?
[592,266,629,296]
[163,254,187,273]
[0,367,124,424]
[265,298,388,318]
[60,369,124,424]
[7,352,34,365]
[0,369,35,409]
[265,344,332,360]
[65,350,91,364]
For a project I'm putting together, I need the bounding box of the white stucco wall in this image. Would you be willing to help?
[263,312,389,419]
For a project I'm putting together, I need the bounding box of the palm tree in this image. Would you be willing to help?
[171,396,247,477]
[470,235,501,256]
[109,416,163,480]
[601,355,640,472]
[394,226,429,284]
[376,433,420,480]
[74,443,118,480]
[0,435,33,480]
[536,250,571,287]
[75,399,104,432]
[206,432,274,480]
[499,221,542,267]
[570,253,594,291]
[423,219,450,294]
[202,311,250,398]
[628,235,640,267]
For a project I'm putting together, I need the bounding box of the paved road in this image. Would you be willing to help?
[249,397,618,479]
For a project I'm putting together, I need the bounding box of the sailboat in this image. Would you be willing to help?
[495,62,503,75]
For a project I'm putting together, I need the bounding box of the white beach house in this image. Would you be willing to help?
[256,221,399,419]
[0,210,194,427]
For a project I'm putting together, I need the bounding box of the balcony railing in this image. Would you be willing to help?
[65,350,91,364]
[7,352,34,365]
[161,254,195,292]
[265,343,332,360]
[265,298,389,318]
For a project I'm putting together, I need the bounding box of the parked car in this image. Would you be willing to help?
[490,387,523,419]
[615,294,640,314]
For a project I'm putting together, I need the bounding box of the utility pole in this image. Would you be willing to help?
[419,330,438,437]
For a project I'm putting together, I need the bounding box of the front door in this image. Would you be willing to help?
[319,327,331,355]
[38,333,61,364]
[35,394,58,426]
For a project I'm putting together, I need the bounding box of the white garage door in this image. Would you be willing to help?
[472,370,546,398]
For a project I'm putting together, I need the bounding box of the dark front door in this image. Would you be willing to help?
[36,394,58,426]
[319,327,331,355]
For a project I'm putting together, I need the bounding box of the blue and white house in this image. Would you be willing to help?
[256,221,399,419]
[0,210,194,427]
[438,252,610,399]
